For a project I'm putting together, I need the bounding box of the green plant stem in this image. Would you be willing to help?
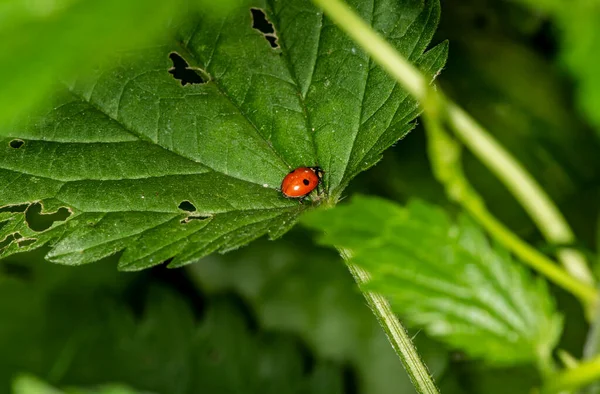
[340,250,439,394]
[542,355,600,393]
[423,111,598,309]
[467,202,597,306]
[311,0,425,100]
[446,103,593,285]
[311,0,594,286]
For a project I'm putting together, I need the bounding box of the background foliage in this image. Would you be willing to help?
[2,0,600,393]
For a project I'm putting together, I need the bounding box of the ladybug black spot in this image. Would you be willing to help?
[302,179,310,186]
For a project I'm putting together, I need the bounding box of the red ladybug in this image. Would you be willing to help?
[281,166,323,199]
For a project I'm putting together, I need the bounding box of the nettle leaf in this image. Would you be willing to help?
[0,0,447,269]
[303,196,563,366]
[189,232,449,394]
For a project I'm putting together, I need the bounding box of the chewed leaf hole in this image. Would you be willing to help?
[25,203,72,232]
[180,215,211,224]
[9,139,24,149]
[17,238,36,248]
[250,8,279,49]
[0,233,17,249]
[0,203,29,213]
[251,8,274,33]
[168,52,207,86]
[178,200,197,212]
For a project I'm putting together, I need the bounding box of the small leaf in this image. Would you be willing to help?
[303,196,563,366]
[0,0,447,268]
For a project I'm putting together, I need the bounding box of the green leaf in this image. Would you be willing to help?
[12,375,62,394]
[0,0,236,129]
[0,0,446,269]
[303,196,563,366]
[188,230,449,394]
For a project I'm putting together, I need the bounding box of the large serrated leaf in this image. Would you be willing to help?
[303,196,563,366]
[0,0,447,268]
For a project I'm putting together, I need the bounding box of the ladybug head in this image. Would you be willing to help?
[310,166,324,179]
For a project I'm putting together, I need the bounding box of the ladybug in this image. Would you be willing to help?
[281,166,324,200]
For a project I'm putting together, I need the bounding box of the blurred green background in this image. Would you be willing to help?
[2,0,600,393]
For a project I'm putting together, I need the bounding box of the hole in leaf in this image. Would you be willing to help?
[0,203,29,213]
[25,203,72,232]
[250,8,279,49]
[178,200,197,212]
[9,139,24,149]
[17,238,36,248]
[251,8,274,34]
[265,35,278,48]
[180,215,210,224]
[168,52,207,86]
[0,233,17,249]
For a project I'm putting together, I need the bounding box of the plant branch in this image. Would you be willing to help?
[422,112,598,307]
[311,0,595,287]
[468,200,598,305]
[446,103,593,285]
[340,250,440,394]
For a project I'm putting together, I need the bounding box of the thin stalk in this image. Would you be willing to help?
[542,355,600,394]
[341,250,439,394]
[446,104,593,285]
[311,0,594,286]
[422,111,598,309]
[466,202,597,306]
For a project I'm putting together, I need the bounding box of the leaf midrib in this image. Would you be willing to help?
[178,27,294,173]
[68,67,290,190]
[266,0,320,168]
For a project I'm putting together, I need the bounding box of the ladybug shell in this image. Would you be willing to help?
[281,167,321,198]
